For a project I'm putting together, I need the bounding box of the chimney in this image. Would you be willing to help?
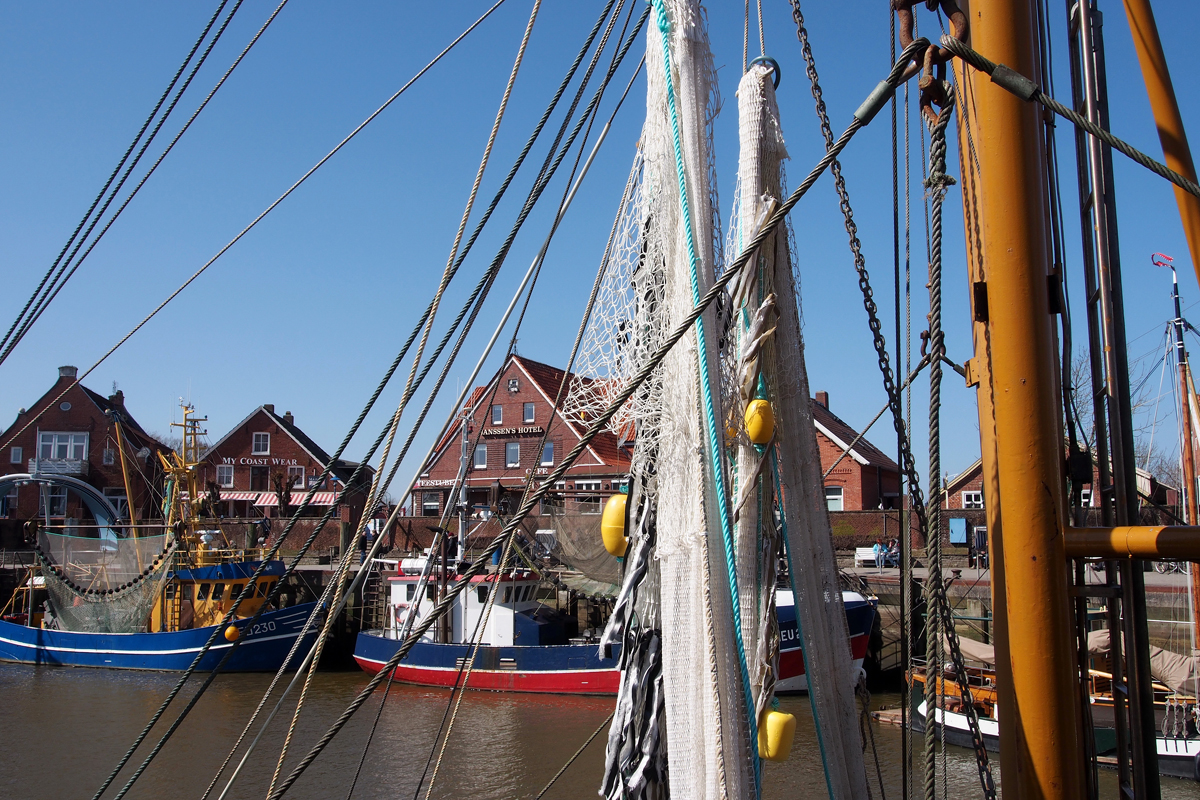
[815,390,829,409]
[109,389,125,407]
[284,411,294,426]
[264,404,275,415]
[59,365,78,380]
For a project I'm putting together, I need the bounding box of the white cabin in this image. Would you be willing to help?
[387,567,541,647]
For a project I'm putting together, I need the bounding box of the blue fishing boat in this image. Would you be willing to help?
[0,405,319,673]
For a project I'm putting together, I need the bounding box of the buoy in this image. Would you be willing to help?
[600,493,628,558]
[224,625,241,642]
[744,398,774,445]
[758,709,796,762]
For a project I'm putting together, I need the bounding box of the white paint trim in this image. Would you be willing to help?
[813,419,869,466]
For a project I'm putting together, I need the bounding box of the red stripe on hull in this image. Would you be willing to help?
[779,632,871,680]
[354,656,621,695]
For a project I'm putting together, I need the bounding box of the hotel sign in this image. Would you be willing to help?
[482,425,544,438]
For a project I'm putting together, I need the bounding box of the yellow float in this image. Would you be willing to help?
[224,625,241,642]
[757,709,796,762]
[601,492,628,558]
[744,398,774,444]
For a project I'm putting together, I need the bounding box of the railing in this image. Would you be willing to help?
[28,458,88,476]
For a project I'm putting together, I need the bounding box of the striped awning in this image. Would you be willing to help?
[254,491,340,507]
[179,490,259,502]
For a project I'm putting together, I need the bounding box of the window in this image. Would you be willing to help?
[541,442,553,466]
[102,448,116,465]
[288,465,305,488]
[523,403,535,423]
[427,584,437,601]
[422,492,440,516]
[576,480,602,514]
[10,446,21,464]
[41,486,67,517]
[503,586,512,603]
[505,442,520,468]
[252,432,270,455]
[216,464,235,488]
[103,488,128,520]
[39,432,87,461]
[198,584,211,601]
[231,583,244,598]
[406,584,416,601]
[473,444,487,469]
[491,405,503,425]
[212,583,226,602]
[2,486,18,517]
[962,490,984,509]
[477,586,489,604]
[824,486,844,511]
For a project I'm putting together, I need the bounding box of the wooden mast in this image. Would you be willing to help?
[960,0,1087,795]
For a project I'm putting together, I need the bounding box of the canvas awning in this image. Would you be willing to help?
[1088,628,1200,695]
[255,491,340,506]
[179,490,259,501]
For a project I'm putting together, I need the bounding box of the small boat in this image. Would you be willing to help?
[909,631,1200,780]
[353,559,875,695]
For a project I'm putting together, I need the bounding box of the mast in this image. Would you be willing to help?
[1158,254,1200,652]
[962,1,1087,795]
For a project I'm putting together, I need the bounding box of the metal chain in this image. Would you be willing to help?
[921,89,998,800]
[787,0,930,537]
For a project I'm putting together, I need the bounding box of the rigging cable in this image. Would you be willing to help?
[268,2,546,791]
[206,8,648,798]
[0,0,234,361]
[0,0,512,461]
[1,0,296,370]
[413,9,642,799]
[85,6,529,799]
[0,0,247,366]
[260,41,933,800]
[939,34,1200,199]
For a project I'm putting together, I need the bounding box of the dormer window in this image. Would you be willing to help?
[252,433,270,455]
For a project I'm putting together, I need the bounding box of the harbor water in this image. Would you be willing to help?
[2,663,1197,799]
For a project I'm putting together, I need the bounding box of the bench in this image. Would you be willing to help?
[854,547,877,568]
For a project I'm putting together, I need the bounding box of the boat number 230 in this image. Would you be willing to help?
[248,621,276,636]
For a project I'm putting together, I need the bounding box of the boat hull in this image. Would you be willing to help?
[0,602,318,672]
[914,700,1200,780]
[775,590,876,693]
[354,589,876,696]
[354,633,621,694]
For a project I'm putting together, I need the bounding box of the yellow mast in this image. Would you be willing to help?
[111,415,140,539]
[962,1,1087,795]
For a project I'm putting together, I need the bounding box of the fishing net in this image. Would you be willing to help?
[540,508,622,586]
[35,531,176,633]
[641,2,754,796]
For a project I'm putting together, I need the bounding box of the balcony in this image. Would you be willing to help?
[29,458,89,477]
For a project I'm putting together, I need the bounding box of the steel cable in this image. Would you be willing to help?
[1,0,295,370]
[1,0,246,366]
[940,33,1200,199]
[0,0,233,359]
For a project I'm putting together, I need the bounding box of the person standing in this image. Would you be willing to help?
[872,538,885,573]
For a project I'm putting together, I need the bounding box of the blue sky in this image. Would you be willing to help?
[2,1,1198,500]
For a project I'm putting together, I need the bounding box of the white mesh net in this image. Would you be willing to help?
[37,531,175,633]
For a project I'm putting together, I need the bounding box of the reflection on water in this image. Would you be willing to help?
[1,665,1197,799]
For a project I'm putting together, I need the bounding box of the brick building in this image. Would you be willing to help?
[0,365,172,544]
[200,405,375,549]
[412,355,632,518]
[813,391,902,511]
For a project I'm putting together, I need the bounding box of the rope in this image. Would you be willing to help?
[649,1,760,785]
[920,88,997,800]
[0,0,236,362]
[939,34,1200,199]
[534,710,616,799]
